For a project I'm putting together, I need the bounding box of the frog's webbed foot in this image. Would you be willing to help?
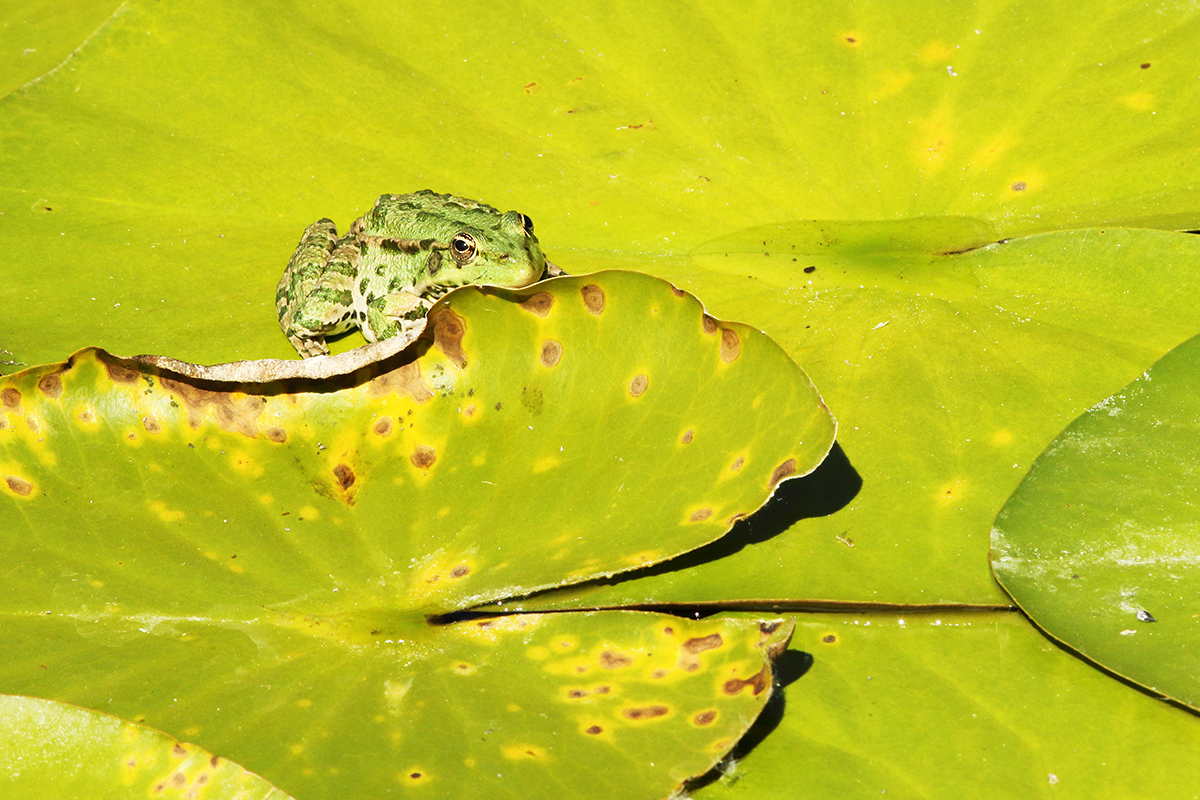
[543,260,567,278]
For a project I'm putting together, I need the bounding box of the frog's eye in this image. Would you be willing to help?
[519,214,534,234]
[450,233,477,264]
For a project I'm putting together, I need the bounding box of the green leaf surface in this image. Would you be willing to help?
[0,694,292,799]
[992,332,1200,709]
[0,271,817,797]
[3,1,1200,613]
[3,1,1200,367]
[694,612,1200,799]
[0,614,790,800]
[518,227,1200,609]
[5,1,1200,794]
[0,1,118,99]
[0,272,833,614]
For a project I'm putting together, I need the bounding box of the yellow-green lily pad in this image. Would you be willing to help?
[992,332,1200,709]
[0,694,293,799]
[0,271,823,798]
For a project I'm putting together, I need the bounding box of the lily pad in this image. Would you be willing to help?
[693,612,1200,799]
[992,332,1200,709]
[0,272,834,613]
[0,271,823,797]
[0,694,293,799]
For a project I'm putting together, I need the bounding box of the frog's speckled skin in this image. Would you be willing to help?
[276,190,548,357]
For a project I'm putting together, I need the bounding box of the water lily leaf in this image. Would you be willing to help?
[992,333,1200,709]
[692,612,1200,799]
[0,271,834,614]
[0,694,292,799]
[0,270,819,797]
[0,612,791,800]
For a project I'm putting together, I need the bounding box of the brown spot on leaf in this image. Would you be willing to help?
[1011,181,1027,192]
[731,457,744,471]
[103,358,139,384]
[368,361,434,403]
[770,458,797,487]
[724,666,770,696]
[450,564,470,578]
[586,725,603,735]
[719,328,741,362]
[411,444,437,470]
[541,339,562,367]
[581,284,606,315]
[266,427,287,443]
[2,387,21,408]
[623,705,669,720]
[158,378,263,437]
[683,633,723,654]
[702,315,718,335]
[681,430,693,444]
[599,650,633,669]
[37,373,62,399]
[172,744,187,758]
[1141,62,1151,69]
[822,634,837,643]
[373,417,392,437]
[651,669,667,679]
[670,285,686,297]
[629,375,648,397]
[333,463,355,490]
[142,416,161,434]
[689,508,712,522]
[693,710,717,726]
[430,307,467,367]
[521,292,554,318]
[568,688,589,698]
[171,771,186,787]
[5,476,32,496]
[595,685,610,694]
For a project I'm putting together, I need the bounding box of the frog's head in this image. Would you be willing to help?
[408,193,548,295]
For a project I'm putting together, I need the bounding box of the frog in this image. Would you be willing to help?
[276,190,552,357]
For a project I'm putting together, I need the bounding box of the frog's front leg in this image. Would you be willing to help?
[276,220,361,357]
[364,291,433,342]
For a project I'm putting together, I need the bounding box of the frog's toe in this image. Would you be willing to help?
[290,334,329,358]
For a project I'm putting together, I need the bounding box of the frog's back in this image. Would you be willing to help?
[361,191,504,240]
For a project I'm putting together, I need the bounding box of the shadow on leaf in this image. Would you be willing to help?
[554,440,861,596]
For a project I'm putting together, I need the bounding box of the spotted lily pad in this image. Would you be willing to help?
[0,695,293,799]
[0,271,825,798]
[992,333,1200,710]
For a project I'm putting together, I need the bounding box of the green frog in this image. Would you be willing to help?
[276,190,551,357]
